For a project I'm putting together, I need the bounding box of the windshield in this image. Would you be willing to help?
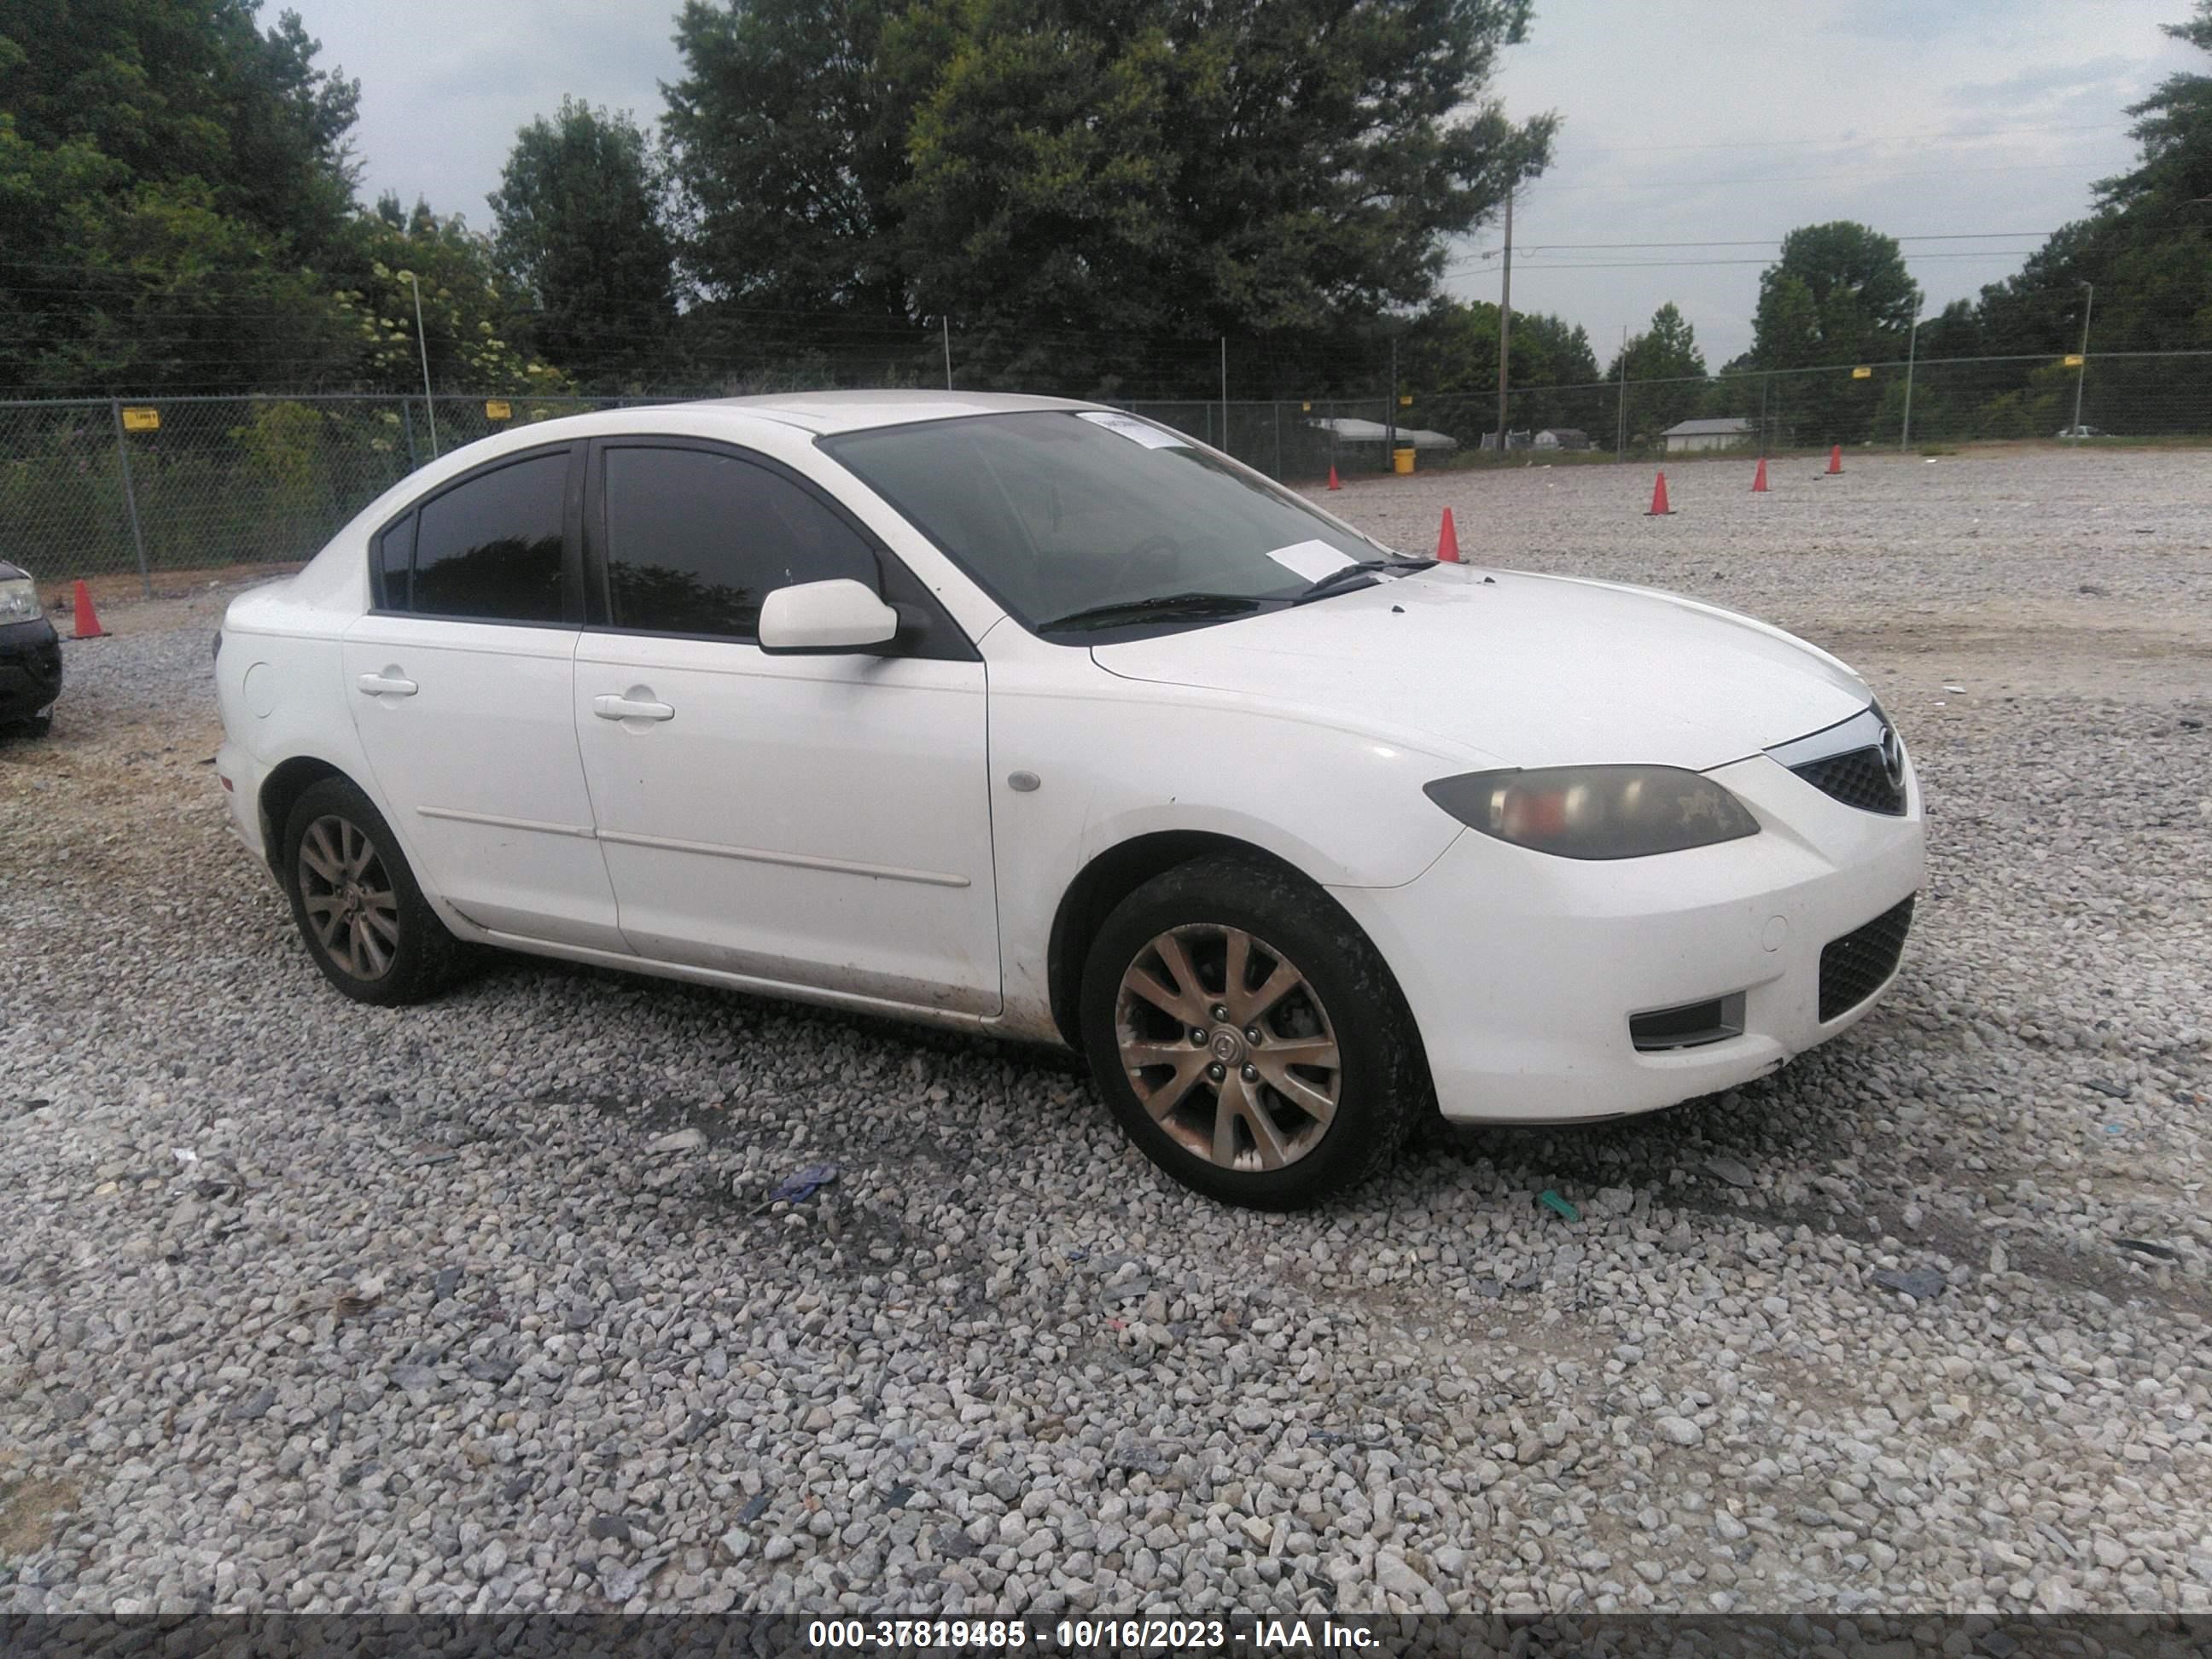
[822,410,1390,636]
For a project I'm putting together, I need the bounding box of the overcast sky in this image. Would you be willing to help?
[292,0,2197,370]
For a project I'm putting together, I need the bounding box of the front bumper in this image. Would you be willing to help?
[1335,750,1925,1123]
[0,617,63,719]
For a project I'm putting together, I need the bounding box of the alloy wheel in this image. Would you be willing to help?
[1114,923,1342,1173]
[297,813,402,981]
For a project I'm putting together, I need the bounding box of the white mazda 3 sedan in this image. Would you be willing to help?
[214,393,1923,1207]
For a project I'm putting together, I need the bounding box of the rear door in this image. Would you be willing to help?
[572,438,1000,1011]
[343,443,624,952]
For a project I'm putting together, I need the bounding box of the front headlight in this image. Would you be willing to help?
[1423,765,1761,859]
[0,575,38,622]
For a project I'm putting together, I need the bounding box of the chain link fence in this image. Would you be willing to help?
[0,393,627,592]
[1126,351,2212,479]
[9,352,2212,588]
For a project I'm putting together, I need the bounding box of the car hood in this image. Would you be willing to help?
[1089,564,1872,771]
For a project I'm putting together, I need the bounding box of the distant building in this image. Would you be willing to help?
[1533,428,1591,451]
[1661,417,1754,454]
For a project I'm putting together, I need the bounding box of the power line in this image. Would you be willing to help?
[1566,120,2128,157]
[1522,160,2111,196]
[1457,231,2058,257]
[1447,249,2050,274]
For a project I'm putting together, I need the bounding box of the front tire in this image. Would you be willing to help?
[1079,856,1427,1208]
[282,776,461,1005]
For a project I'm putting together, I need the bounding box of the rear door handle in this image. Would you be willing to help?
[593,693,675,723]
[357,671,418,697]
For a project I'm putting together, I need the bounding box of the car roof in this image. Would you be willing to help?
[649,389,1102,436]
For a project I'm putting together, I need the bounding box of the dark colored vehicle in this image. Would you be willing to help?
[0,561,63,736]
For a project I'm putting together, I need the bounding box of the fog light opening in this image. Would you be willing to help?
[1629,992,1747,1053]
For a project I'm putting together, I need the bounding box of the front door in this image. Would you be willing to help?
[571,439,999,1012]
[344,444,623,952]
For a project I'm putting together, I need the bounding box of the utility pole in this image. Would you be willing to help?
[1615,323,1628,461]
[108,399,154,598]
[2071,281,2094,437]
[400,270,439,457]
[942,317,952,391]
[1387,335,1398,463]
[1495,188,1513,452]
[1901,307,1922,452]
[1220,336,1228,456]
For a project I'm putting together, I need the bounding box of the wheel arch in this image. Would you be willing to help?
[257,754,352,872]
[1046,830,1323,1050]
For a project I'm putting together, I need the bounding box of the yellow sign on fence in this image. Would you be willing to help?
[120,406,160,431]
[2064,354,2084,368]
[484,400,513,421]
[1851,365,1872,380]
[1399,394,1413,406]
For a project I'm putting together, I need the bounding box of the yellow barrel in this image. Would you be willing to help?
[1393,446,1416,475]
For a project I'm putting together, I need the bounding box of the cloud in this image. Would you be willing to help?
[1456,0,2194,363]
[295,0,681,224]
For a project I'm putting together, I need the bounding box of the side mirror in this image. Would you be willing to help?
[757,578,900,655]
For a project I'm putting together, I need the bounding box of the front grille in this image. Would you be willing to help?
[1791,745,1906,815]
[1819,894,1915,1022]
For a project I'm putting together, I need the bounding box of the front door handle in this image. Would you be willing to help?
[593,692,675,723]
[357,670,418,697]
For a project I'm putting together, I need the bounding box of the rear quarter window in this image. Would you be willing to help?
[407,452,568,623]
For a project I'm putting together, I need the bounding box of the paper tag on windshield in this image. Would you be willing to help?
[1264,539,1359,583]
[1077,410,1189,449]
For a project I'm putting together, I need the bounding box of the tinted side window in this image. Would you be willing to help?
[602,446,877,639]
[410,452,568,623]
[374,511,415,611]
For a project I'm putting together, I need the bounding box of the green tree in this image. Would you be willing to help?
[0,0,362,391]
[490,98,678,387]
[1399,297,1598,442]
[0,0,359,255]
[1971,1,2212,397]
[326,198,570,396]
[663,0,914,317]
[1604,302,1708,444]
[1749,224,1917,443]
[665,0,1555,395]
[2103,0,2212,216]
[1750,223,1918,366]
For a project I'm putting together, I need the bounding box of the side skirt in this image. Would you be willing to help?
[460,922,1068,1046]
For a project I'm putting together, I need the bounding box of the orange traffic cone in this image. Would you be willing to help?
[1436,507,1460,562]
[1327,465,1342,492]
[1645,471,1674,516]
[1752,457,1769,492]
[1824,444,1843,476]
[71,579,106,640]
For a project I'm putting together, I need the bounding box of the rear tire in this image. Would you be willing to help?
[282,776,463,1005]
[1079,855,1428,1208]
[2,712,52,740]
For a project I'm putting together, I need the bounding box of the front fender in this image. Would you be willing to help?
[984,635,1469,1034]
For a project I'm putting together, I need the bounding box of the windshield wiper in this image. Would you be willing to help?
[1039,591,1266,632]
[1291,556,1438,604]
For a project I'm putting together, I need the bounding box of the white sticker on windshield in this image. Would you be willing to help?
[1077,410,1190,449]
[1264,539,1359,583]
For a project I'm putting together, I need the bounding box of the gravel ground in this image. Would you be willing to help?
[2,446,2209,1616]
